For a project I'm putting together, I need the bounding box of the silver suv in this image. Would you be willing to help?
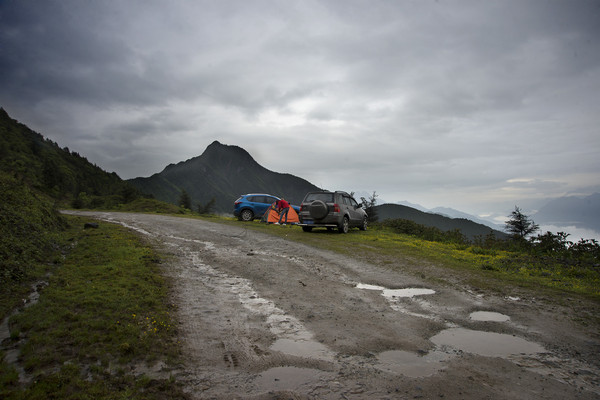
[299,191,368,233]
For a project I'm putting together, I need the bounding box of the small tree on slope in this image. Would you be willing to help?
[505,206,539,240]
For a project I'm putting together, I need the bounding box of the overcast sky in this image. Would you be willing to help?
[1,0,599,221]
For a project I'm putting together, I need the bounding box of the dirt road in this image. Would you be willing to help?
[65,211,600,399]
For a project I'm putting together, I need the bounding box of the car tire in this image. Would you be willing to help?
[338,216,349,233]
[302,226,313,232]
[359,217,368,231]
[240,209,254,221]
[309,200,329,219]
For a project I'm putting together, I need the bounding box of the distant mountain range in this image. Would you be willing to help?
[128,141,320,213]
[375,204,507,240]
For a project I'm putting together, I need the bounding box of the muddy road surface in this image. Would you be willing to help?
[65,211,600,399]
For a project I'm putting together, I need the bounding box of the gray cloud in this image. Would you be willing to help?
[1,0,599,219]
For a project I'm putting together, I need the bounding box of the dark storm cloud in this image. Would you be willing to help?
[1,0,599,218]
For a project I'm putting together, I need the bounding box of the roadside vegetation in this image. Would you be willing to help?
[1,214,187,399]
[0,171,187,399]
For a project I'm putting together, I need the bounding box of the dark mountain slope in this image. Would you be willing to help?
[376,203,507,240]
[128,141,321,213]
[0,108,132,203]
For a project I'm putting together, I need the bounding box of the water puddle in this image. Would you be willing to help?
[375,350,451,378]
[270,338,333,360]
[0,280,48,383]
[356,283,437,319]
[376,327,546,378]
[255,366,334,392]
[356,283,435,299]
[469,311,510,322]
[430,327,545,357]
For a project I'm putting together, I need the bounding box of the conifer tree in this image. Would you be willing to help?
[505,206,539,240]
[179,189,191,210]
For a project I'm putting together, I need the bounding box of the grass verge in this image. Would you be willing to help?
[0,215,188,400]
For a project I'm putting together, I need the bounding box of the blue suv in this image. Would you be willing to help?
[234,194,300,221]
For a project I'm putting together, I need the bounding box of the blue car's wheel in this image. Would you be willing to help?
[240,209,254,221]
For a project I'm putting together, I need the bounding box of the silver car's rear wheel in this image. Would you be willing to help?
[338,216,349,233]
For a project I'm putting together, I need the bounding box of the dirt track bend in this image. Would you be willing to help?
[63,211,600,399]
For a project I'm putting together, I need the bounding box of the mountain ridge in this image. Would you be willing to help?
[128,140,321,213]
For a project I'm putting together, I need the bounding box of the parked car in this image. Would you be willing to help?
[298,191,368,233]
[234,194,300,221]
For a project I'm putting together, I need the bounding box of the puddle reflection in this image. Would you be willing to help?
[469,311,511,322]
[271,338,333,361]
[431,327,545,357]
[376,350,450,378]
[356,283,436,298]
[255,366,333,392]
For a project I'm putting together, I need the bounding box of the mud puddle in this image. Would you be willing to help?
[0,280,49,383]
[469,311,511,322]
[375,350,452,378]
[431,327,546,357]
[356,283,437,320]
[255,366,335,392]
[270,338,333,361]
[374,325,544,378]
[356,283,436,298]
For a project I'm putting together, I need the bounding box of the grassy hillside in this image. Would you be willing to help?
[0,108,140,207]
[0,172,66,287]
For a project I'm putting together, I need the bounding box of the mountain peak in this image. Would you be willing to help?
[201,140,255,164]
[129,141,321,212]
